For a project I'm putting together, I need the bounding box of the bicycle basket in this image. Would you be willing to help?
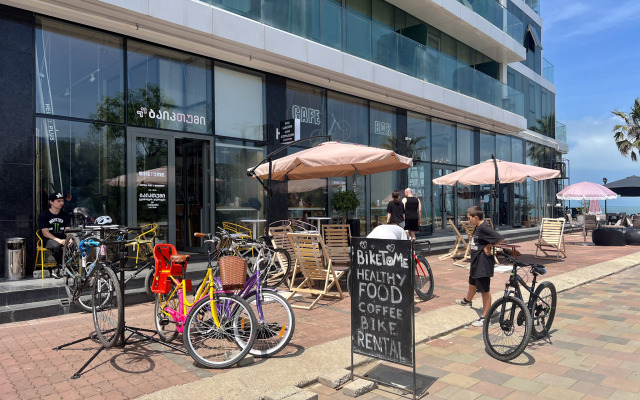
[218,256,247,290]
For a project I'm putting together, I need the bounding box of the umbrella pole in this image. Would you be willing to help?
[492,156,500,229]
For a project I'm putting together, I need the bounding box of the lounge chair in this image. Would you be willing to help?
[439,220,467,260]
[286,232,346,310]
[535,217,567,259]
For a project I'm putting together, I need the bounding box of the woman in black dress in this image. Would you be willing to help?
[386,190,405,228]
[402,187,421,239]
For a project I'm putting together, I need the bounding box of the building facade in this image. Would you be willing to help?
[0,0,567,276]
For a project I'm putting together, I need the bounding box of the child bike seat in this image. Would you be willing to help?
[152,244,190,294]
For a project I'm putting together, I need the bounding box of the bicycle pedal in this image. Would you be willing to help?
[60,298,71,307]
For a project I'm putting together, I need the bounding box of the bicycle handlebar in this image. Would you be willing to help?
[495,251,546,275]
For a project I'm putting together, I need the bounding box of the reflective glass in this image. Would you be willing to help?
[346,10,372,60]
[128,40,212,134]
[512,138,524,163]
[36,118,125,221]
[496,135,511,161]
[327,91,368,144]
[457,125,474,166]
[407,112,430,162]
[214,63,265,140]
[286,80,326,142]
[372,22,397,69]
[431,119,456,164]
[479,131,495,162]
[35,17,124,122]
[215,139,265,224]
[369,103,399,228]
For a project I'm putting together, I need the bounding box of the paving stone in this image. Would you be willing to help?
[563,368,606,384]
[342,379,377,397]
[318,369,351,389]
[597,335,630,345]
[264,386,302,400]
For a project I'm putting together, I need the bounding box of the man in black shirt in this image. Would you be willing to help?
[38,191,72,278]
[456,206,504,327]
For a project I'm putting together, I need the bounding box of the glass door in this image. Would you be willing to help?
[432,165,455,232]
[176,138,210,251]
[128,129,174,244]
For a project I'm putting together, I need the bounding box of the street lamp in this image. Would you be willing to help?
[603,177,608,215]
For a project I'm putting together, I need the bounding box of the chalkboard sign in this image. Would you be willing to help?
[350,237,414,366]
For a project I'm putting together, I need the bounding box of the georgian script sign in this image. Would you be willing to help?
[279,118,300,143]
[351,237,414,366]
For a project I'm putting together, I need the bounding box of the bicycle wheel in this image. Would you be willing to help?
[246,291,295,357]
[183,293,257,368]
[92,265,124,349]
[143,265,156,300]
[261,248,291,289]
[531,281,557,340]
[414,255,434,300]
[483,296,532,361]
[154,290,179,342]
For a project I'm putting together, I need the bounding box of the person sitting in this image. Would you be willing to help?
[38,192,72,278]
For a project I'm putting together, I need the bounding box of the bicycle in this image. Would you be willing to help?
[62,227,124,348]
[152,243,258,368]
[347,241,434,300]
[483,251,557,361]
[192,232,295,357]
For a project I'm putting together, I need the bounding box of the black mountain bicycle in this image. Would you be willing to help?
[483,251,557,361]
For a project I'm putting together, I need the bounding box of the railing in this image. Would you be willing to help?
[543,58,554,83]
[199,0,525,117]
[556,121,566,143]
[456,0,525,45]
[523,0,540,15]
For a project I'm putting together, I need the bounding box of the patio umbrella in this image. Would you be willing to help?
[604,175,640,196]
[250,141,413,181]
[556,181,618,200]
[588,199,602,214]
[432,159,561,186]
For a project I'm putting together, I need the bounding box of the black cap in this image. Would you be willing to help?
[48,192,64,202]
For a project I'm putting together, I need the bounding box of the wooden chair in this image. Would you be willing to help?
[439,220,467,260]
[36,230,57,279]
[583,214,598,240]
[535,217,567,259]
[269,224,297,287]
[321,224,351,269]
[286,232,346,310]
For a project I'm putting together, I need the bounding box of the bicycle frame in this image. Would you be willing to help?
[501,266,550,328]
[158,267,221,333]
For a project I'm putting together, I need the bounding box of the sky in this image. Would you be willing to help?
[540,1,640,209]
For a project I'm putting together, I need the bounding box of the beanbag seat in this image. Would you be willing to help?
[624,228,640,245]
[592,228,626,246]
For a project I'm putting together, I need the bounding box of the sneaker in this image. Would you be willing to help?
[51,268,62,279]
[456,298,473,307]
[471,317,485,327]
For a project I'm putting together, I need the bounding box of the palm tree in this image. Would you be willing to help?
[612,97,640,161]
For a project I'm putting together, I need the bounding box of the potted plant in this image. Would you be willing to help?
[332,190,360,224]
[522,201,535,228]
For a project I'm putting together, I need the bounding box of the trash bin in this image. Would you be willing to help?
[5,237,26,280]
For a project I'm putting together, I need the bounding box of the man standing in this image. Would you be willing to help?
[38,192,71,278]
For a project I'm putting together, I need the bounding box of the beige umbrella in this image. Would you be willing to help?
[250,141,413,180]
[432,159,560,186]
[288,178,344,193]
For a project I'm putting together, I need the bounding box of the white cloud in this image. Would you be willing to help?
[543,3,590,31]
[549,1,640,40]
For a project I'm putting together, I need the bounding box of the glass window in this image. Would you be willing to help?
[432,118,456,164]
[286,80,326,142]
[215,139,265,224]
[214,63,265,140]
[407,111,430,162]
[479,131,495,162]
[372,0,394,28]
[327,91,368,144]
[128,40,212,134]
[346,0,372,17]
[369,102,398,228]
[457,125,474,166]
[346,8,372,60]
[496,135,511,161]
[512,138,524,163]
[35,17,124,122]
[36,118,125,221]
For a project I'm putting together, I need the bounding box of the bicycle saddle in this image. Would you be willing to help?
[531,265,546,275]
[170,254,190,264]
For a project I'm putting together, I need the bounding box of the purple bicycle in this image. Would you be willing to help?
[194,232,296,357]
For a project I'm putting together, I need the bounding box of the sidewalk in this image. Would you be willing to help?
[0,236,638,399]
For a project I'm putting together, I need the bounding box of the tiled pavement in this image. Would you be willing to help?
[0,234,639,399]
[307,265,640,400]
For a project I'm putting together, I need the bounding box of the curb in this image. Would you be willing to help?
[139,252,640,400]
